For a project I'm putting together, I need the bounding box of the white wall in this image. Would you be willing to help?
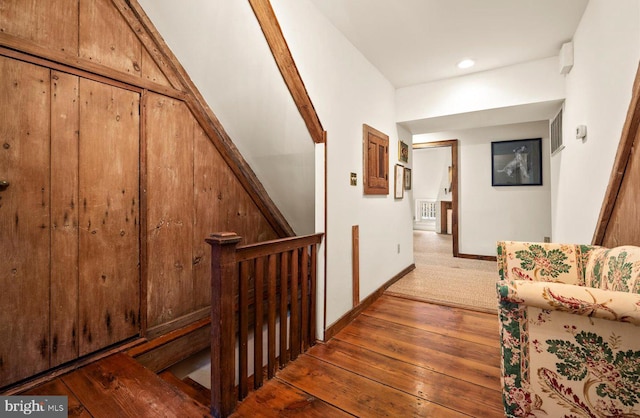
[271,0,414,328]
[396,57,565,124]
[552,0,640,243]
[415,121,552,256]
[137,0,315,235]
[412,147,451,204]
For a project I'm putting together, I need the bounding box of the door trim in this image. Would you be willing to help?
[413,140,459,257]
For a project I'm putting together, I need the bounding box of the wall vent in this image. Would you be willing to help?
[550,108,564,155]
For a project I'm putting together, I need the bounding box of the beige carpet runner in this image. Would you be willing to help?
[387,231,498,314]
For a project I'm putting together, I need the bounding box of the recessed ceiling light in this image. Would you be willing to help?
[457,59,475,69]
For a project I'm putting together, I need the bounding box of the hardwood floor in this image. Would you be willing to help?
[18,294,503,417]
[23,353,210,417]
[233,294,504,417]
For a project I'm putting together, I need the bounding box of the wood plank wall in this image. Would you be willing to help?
[0,0,287,389]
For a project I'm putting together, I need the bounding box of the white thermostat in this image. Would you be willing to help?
[576,125,587,139]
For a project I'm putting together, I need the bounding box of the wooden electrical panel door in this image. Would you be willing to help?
[0,56,52,387]
[363,124,389,195]
[78,78,140,356]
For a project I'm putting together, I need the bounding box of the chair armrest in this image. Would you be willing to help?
[497,279,640,325]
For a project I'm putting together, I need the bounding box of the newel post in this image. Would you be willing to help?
[206,232,242,418]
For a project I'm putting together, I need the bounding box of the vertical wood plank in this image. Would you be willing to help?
[218,163,279,245]
[193,122,214,311]
[50,70,80,366]
[301,247,309,352]
[0,56,51,387]
[206,233,240,418]
[352,225,359,307]
[78,78,140,355]
[141,46,171,87]
[239,261,250,400]
[109,0,182,90]
[290,249,300,360]
[138,91,148,335]
[79,0,142,77]
[602,128,640,247]
[279,251,289,368]
[0,0,79,55]
[254,257,264,389]
[267,254,277,378]
[145,92,195,327]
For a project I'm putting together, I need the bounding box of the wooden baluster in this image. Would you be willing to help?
[300,246,309,352]
[290,249,300,360]
[206,232,241,418]
[239,260,250,400]
[267,254,277,378]
[279,251,289,368]
[309,243,318,346]
[254,256,264,389]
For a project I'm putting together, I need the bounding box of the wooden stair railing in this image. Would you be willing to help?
[206,232,324,417]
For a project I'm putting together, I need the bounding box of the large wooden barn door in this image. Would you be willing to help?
[0,55,141,387]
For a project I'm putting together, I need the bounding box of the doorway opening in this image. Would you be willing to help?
[412,140,459,257]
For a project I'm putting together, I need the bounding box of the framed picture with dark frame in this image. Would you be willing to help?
[491,138,542,186]
[398,140,409,163]
[404,167,412,190]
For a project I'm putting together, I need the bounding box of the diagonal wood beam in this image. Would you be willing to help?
[249,0,325,144]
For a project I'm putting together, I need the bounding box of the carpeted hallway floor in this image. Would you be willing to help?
[386,231,498,313]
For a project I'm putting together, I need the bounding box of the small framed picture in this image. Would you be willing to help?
[394,164,404,199]
[491,138,542,186]
[398,140,409,163]
[404,167,412,190]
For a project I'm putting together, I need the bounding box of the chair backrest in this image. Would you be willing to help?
[497,241,599,285]
[584,245,640,293]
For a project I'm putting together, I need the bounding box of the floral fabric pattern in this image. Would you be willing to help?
[496,241,599,285]
[516,244,571,279]
[585,246,640,294]
[497,241,640,418]
[546,331,640,409]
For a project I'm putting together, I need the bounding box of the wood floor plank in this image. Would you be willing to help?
[23,379,92,417]
[61,353,209,417]
[277,354,466,417]
[368,294,500,348]
[231,378,353,417]
[308,339,503,417]
[335,315,501,389]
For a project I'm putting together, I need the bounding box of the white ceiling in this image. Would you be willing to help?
[309,0,589,88]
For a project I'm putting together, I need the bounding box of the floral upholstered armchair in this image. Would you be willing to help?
[496,241,640,418]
